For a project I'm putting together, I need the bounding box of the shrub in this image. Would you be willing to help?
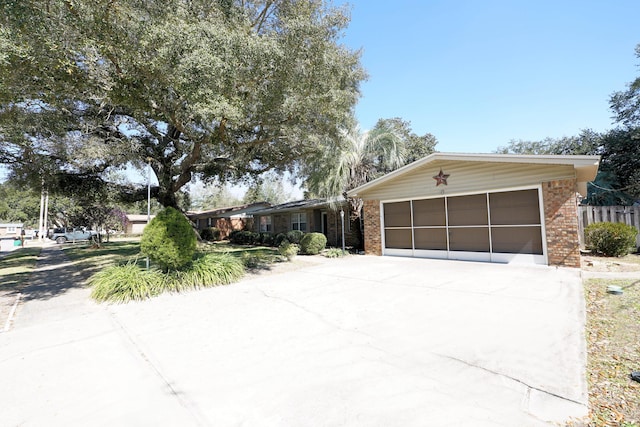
[90,261,164,303]
[228,230,242,243]
[323,248,347,258]
[260,232,275,246]
[286,230,304,244]
[140,207,196,271]
[168,253,244,291]
[278,241,300,260]
[200,227,221,241]
[585,222,637,257]
[230,230,261,245]
[300,232,327,255]
[274,233,288,247]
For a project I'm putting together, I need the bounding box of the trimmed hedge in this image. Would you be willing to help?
[229,230,261,245]
[300,232,327,255]
[585,222,637,257]
[140,207,196,271]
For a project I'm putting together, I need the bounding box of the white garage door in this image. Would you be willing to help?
[382,188,546,264]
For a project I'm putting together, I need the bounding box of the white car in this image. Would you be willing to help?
[48,227,98,244]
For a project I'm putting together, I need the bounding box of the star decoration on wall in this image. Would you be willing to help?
[433,169,450,186]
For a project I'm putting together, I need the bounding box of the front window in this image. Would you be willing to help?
[260,216,272,232]
[7,226,16,234]
[291,212,307,232]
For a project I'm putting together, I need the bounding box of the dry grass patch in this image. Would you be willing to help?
[585,278,640,426]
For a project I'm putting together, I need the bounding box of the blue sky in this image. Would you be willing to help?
[335,0,640,153]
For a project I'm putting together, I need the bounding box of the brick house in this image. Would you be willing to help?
[346,153,600,268]
[188,202,271,239]
[251,199,360,248]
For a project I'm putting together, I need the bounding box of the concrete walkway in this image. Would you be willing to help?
[1,248,588,426]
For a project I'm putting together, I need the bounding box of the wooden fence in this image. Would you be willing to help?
[578,205,640,248]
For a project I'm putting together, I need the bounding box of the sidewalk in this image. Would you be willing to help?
[0,244,201,426]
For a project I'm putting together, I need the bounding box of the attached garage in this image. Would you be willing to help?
[347,153,600,267]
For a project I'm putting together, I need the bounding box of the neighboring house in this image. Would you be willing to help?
[251,199,359,248]
[188,202,271,239]
[0,223,23,239]
[125,215,155,235]
[346,153,600,268]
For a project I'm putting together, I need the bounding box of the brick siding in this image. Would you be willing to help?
[542,178,581,268]
[363,200,382,255]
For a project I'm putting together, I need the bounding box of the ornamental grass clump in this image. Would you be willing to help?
[168,253,244,291]
[585,222,638,257]
[140,207,196,271]
[90,260,165,303]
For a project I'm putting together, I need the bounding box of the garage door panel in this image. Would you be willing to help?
[491,227,543,254]
[383,202,411,227]
[449,227,490,252]
[490,190,541,225]
[384,229,413,249]
[448,194,488,226]
[412,199,446,226]
[414,228,447,250]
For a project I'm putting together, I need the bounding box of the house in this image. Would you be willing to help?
[125,215,155,235]
[251,199,359,247]
[188,202,271,239]
[346,153,600,268]
[0,223,23,239]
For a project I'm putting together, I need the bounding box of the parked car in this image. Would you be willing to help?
[48,227,98,244]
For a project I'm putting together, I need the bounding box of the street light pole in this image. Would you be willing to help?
[340,208,345,254]
[146,158,151,270]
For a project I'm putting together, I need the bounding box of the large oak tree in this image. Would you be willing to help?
[0,0,365,207]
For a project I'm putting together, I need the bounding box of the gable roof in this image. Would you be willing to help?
[347,152,600,198]
[187,202,271,218]
[252,198,347,215]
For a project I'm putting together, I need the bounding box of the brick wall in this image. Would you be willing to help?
[363,200,382,255]
[542,178,581,268]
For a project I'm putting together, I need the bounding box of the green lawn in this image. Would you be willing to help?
[0,247,42,291]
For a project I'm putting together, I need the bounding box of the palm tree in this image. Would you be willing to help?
[305,124,405,247]
[307,124,405,200]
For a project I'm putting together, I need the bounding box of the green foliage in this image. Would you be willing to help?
[259,232,274,246]
[373,118,438,165]
[494,129,602,156]
[286,230,305,244]
[278,241,300,260]
[90,261,165,303]
[274,233,288,247]
[229,230,260,245]
[242,172,292,205]
[89,253,245,302]
[585,222,638,257]
[323,248,347,258]
[140,207,196,271]
[1,1,365,209]
[300,232,327,255]
[610,44,640,128]
[168,253,244,291]
[200,227,221,241]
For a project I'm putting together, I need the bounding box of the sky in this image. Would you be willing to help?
[2,1,638,195]
[334,0,640,153]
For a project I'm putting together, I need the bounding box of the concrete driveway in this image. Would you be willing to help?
[0,248,587,426]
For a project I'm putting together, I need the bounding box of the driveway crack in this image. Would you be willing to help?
[433,352,587,407]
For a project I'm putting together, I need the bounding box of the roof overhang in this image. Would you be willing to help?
[346,152,601,198]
